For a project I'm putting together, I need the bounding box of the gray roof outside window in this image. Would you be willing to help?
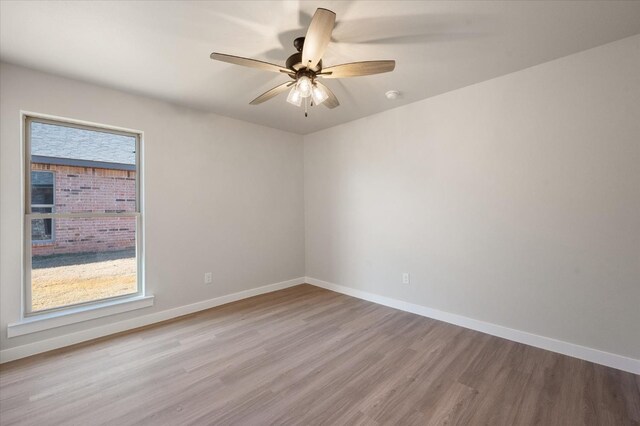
[31,122,136,165]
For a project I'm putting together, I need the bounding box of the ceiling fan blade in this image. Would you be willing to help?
[320,60,396,78]
[315,82,339,109]
[302,8,336,70]
[210,52,290,74]
[249,81,294,105]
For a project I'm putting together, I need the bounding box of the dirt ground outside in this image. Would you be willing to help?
[31,249,137,312]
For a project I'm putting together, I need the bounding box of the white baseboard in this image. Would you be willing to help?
[0,277,305,364]
[306,277,640,375]
[4,276,638,375]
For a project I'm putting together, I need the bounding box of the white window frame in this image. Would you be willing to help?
[23,114,145,317]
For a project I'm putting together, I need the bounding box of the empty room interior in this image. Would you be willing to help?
[1,1,639,424]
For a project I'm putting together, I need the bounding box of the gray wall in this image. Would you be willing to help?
[304,35,640,359]
[0,63,305,352]
[2,35,638,362]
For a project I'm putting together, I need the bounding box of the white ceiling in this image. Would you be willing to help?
[2,1,640,135]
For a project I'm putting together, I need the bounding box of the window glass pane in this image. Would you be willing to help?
[31,171,54,205]
[31,207,53,241]
[31,216,137,312]
[30,121,136,213]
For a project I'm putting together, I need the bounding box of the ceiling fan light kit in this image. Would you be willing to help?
[286,72,330,116]
[209,8,396,117]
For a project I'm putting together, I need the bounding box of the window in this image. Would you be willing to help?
[24,116,143,315]
[31,171,55,242]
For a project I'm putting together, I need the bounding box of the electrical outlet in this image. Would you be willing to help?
[204,272,213,285]
[402,273,410,284]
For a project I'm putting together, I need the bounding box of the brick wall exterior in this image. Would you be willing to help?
[31,163,136,257]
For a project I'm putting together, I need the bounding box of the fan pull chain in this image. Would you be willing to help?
[304,97,308,117]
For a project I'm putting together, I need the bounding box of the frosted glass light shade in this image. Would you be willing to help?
[297,76,312,98]
[286,86,302,106]
[311,84,328,105]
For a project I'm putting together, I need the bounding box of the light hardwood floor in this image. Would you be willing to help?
[1,284,638,425]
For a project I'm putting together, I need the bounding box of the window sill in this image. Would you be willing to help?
[7,295,154,338]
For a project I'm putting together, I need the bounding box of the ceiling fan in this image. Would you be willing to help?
[210,8,396,117]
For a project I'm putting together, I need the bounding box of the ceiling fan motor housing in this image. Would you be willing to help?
[293,37,305,52]
[287,37,322,73]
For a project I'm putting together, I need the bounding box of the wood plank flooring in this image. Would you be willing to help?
[1,284,638,425]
